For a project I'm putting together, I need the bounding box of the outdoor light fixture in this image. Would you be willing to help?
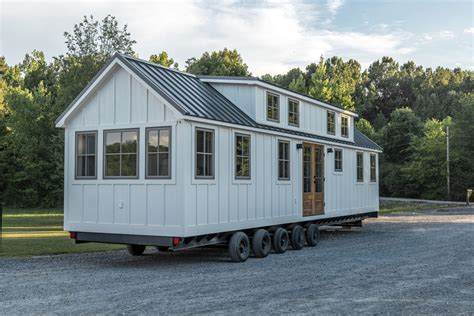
[296,143,303,150]
[327,148,333,153]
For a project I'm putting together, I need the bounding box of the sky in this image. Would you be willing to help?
[1,0,473,75]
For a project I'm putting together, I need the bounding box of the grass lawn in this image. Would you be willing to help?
[1,207,123,258]
[379,201,456,214]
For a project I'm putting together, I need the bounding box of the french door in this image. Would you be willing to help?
[302,143,325,216]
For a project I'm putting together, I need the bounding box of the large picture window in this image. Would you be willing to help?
[327,111,335,135]
[278,140,290,180]
[370,154,377,182]
[356,152,364,182]
[104,129,139,178]
[341,116,349,138]
[288,99,299,126]
[76,131,97,179]
[235,134,251,179]
[196,128,214,179]
[266,92,279,122]
[334,149,343,172]
[146,127,171,178]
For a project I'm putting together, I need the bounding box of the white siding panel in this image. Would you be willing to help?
[83,94,99,126]
[148,92,165,122]
[130,184,146,225]
[98,185,114,224]
[83,184,98,223]
[114,69,131,124]
[131,77,147,123]
[147,184,165,226]
[113,184,129,224]
[99,77,114,125]
[69,185,82,222]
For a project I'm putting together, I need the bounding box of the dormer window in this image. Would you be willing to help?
[288,99,299,126]
[266,92,279,122]
[341,116,349,138]
[327,111,335,135]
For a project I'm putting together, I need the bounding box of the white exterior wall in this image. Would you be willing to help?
[63,66,378,238]
[64,67,184,236]
[209,83,355,142]
[180,120,378,237]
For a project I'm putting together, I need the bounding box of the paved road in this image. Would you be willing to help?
[1,209,473,314]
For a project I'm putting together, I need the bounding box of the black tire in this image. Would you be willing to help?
[229,232,250,262]
[252,229,271,258]
[272,228,289,254]
[127,244,146,256]
[291,225,305,250]
[306,224,320,247]
[156,246,170,252]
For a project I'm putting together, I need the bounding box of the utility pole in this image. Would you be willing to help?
[446,126,450,201]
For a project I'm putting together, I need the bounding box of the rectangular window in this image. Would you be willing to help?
[334,149,343,172]
[278,140,290,180]
[267,92,279,122]
[341,116,349,138]
[356,152,364,182]
[104,129,139,178]
[146,127,171,178]
[288,99,299,126]
[235,134,251,179]
[76,131,97,179]
[327,111,335,135]
[370,154,377,182]
[195,128,214,179]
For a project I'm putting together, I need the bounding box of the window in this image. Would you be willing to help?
[278,140,290,180]
[146,127,171,178]
[327,111,335,135]
[235,134,251,179]
[267,93,279,122]
[370,154,377,182]
[288,99,299,126]
[195,128,214,178]
[341,116,349,138]
[356,152,364,182]
[104,129,139,178]
[334,149,343,172]
[76,131,97,179]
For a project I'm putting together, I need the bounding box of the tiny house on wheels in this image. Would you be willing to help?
[56,53,382,262]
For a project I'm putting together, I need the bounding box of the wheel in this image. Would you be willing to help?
[290,225,305,250]
[156,246,170,252]
[228,232,250,262]
[127,244,146,256]
[252,229,271,258]
[272,228,289,254]
[306,224,320,247]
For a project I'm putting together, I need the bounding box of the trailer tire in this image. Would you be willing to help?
[291,225,305,250]
[229,232,250,262]
[273,228,289,254]
[127,244,146,256]
[156,246,170,252]
[306,224,320,247]
[252,229,271,258]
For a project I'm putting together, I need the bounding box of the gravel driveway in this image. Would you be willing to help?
[1,209,473,314]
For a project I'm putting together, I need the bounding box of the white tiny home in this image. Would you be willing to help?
[56,53,382,261]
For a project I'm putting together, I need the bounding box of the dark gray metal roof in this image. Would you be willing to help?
[57,53,381,151]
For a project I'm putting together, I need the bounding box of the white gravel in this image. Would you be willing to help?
[1,208,473,314]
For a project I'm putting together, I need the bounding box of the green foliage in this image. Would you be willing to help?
[355,118,375,140]
[185,48,250,76]
[149,51,178,69]
[288,74,306,94]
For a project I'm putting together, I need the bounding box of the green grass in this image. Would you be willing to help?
[1,207,123,258]
[379,201,455,214]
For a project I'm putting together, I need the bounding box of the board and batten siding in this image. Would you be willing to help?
[180,120,378,237]
[64,67,184,236]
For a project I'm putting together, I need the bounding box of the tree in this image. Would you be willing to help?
[185,48,250,76]
[288,74,306,94]
[64,15,135,58]
[149,51,178,69]
[355,118,376,140]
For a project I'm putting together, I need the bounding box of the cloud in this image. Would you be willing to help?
[1,0,413,75]
[464,27,474,34]
[327,0,344,15]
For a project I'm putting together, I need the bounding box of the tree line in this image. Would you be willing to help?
[0,15,472,207]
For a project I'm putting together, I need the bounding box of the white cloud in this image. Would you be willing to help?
[1,0,413,75]
[327,0,344,15]
[464,27,474,34]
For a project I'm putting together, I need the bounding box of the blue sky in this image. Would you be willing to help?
[1,0,473,75]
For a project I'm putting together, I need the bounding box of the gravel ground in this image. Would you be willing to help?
[1,208,473,315]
